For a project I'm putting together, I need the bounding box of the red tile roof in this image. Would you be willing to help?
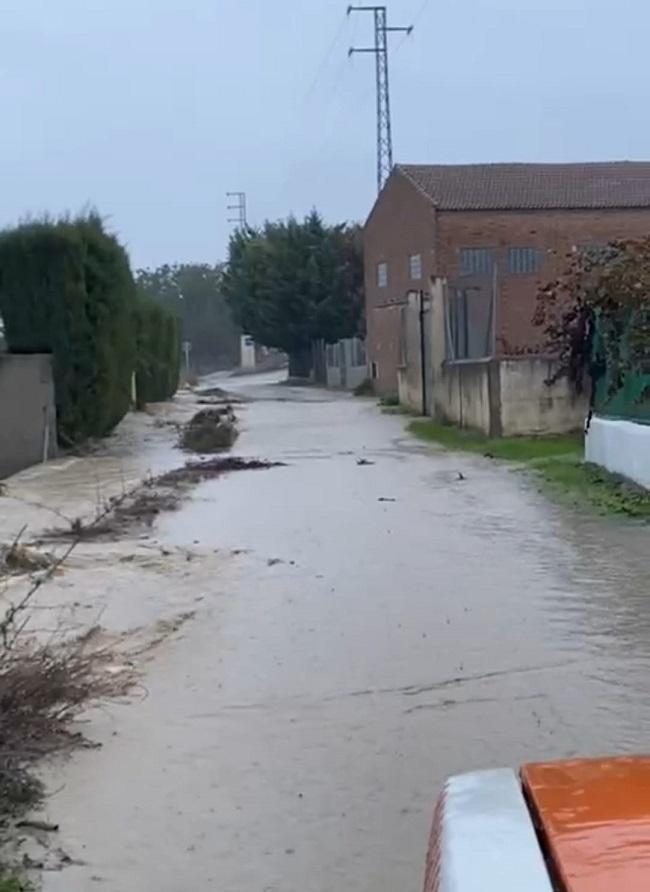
[397,162,650,210]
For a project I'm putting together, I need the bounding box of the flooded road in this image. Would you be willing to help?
[8,374,648,891]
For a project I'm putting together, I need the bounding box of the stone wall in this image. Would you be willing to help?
[0,354,57,479]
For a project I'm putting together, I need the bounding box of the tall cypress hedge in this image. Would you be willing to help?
[0,214,180,444]
[134,295,181,406]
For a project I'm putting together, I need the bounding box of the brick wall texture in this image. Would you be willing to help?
[364,170,650,395]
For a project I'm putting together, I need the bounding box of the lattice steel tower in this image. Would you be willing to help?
[348,5,413,193]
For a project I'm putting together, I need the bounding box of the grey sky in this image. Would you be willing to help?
[1,0,647,269]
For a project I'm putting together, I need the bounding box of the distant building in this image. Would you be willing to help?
[364,162,650,397]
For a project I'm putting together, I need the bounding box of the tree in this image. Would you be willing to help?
[223,211,364,377]
[534,238,650,407]
[0,213,137,443]
[136,264,240,372]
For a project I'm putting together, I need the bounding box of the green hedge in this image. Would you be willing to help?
[135,295,181,406]
[0,213,180,444]
[0,215,136,443]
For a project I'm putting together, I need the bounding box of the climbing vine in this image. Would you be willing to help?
[534,238,650,399]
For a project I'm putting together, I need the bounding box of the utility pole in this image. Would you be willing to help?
[348,5,413,193]
[226,191,248,228]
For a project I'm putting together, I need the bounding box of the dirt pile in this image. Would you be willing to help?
[179,407,238,453]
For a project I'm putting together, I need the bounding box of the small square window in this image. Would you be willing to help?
[409,253,422,280]
[459,248,494,276]
[507,247,540,275]
[377,262,388,288]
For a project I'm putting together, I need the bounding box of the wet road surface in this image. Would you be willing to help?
[9,375,648,891]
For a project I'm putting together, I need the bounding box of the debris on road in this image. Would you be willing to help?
[377,497,396,503]
[356,458,375,466]
[44,457,285,542]
[0,542,54,577]
[155,456,286,488]
[16,820,59,834]
[196,386,248,404]
[45,488,181,542]
[180,407,238,453]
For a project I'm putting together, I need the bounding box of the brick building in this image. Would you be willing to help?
[364,162,650,396]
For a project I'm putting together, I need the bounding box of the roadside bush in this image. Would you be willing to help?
[135,296,181,406]
[0,214,136,444]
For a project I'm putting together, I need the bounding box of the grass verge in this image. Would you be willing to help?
[0,874,30,891]
[407,420,650,518]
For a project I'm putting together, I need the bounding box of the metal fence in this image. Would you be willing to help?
[592,316,650,423]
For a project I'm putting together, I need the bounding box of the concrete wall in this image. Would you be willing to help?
[433,357,586,436]
[0,354,57,479]
[586,416,650,489]
[499,358,588,435]
[397,295,420,411]
[435,360,493,434]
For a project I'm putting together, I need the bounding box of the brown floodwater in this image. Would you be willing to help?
[8,374,647,891]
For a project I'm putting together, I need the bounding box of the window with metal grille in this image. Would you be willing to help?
[377,262,388,288]
[459,248,494,276]
[507,247,540,275]
[409,253,422,280]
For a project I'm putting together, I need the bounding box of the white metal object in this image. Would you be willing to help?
[424,769,553,892]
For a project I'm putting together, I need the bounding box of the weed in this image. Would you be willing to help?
[0,873,30,892]
[536,459,650,518]
[378,394,400,408]
[407,419,650,518]
[353,379,374,397]
[408,420,581,462]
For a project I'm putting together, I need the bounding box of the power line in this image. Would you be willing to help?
[226,192,247,229]
[347,5,414,193]
[302,12,351,105]
[411,0,432,27]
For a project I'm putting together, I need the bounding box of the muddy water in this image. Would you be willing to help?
[31,376,649,891]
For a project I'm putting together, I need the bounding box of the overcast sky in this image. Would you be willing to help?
[1,0,647,269]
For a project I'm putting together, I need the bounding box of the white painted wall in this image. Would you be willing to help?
[240,335,256,370]
[586,416,650,489]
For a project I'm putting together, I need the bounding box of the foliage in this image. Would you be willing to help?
[0,874,30,892]
[408,420,581,462]
[536,457,650,518]
[533,239,650,399]
[136,264,240,372]
[0,214,136,444]
[223,211,363,376]
[408,419,650,517]
[134,296,181,406]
